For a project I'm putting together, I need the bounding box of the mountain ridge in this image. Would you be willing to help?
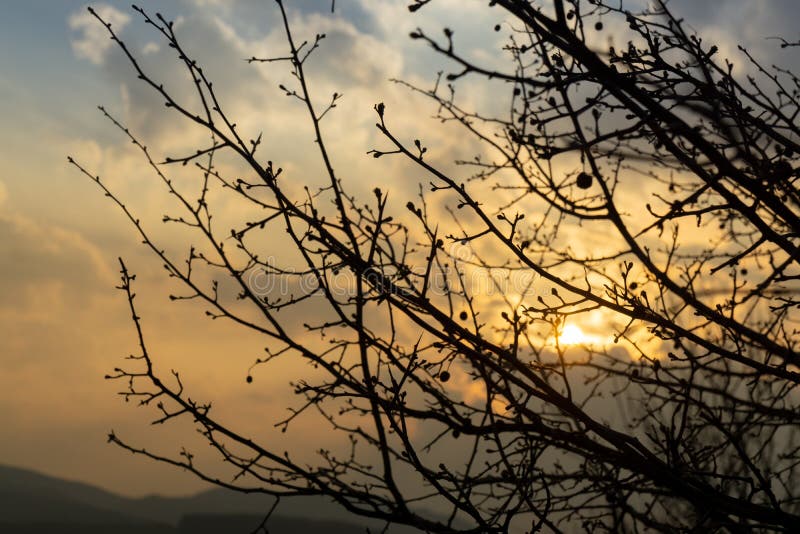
[0,464,420,533]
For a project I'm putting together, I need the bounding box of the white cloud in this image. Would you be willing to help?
[68,4,131,66]
[141,41,160,55]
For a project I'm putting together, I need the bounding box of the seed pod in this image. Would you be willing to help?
[576,172,593,189]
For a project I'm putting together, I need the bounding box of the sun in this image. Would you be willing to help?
[554,324,591,346]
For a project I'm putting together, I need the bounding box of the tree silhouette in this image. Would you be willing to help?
[71,1,800,531]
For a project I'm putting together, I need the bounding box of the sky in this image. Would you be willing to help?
[0,0,798,499]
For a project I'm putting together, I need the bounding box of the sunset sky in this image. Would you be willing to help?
[1,0,798,499]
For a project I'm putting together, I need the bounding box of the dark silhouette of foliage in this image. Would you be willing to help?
[71,1,800,531]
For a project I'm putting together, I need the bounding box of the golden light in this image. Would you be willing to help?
[558,324,588,345]
[549,323,612,348]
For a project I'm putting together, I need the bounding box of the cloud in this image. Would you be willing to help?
[91,9,263,144]
[0,180,6,207]
[0,214,115,314]
[141,42,160,55]
[68,4,130,66]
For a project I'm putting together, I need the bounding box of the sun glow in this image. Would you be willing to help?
[558,324,589,345]
[550,323,611,347]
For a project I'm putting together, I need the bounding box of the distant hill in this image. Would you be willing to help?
[0,464,421,533]
[178,514,370,534]
[0,516,368,534]
[0,524,175,534]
